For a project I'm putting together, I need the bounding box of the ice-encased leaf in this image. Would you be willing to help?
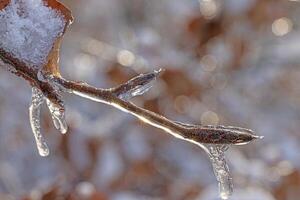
[29,87,49,157]
[113,69,163,101]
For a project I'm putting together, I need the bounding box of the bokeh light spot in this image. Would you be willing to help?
[272,17,293,36]
[117,50,135,67]
[201,111,219,125]
[201,54,218,72]
[199,0,219,19]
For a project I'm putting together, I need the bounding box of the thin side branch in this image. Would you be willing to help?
[44,72,262,146]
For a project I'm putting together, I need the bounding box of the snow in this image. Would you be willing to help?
[0,0,66,68]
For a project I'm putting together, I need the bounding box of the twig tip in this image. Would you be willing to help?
[253,135,264,140]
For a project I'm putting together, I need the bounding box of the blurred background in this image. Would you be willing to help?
[0,0,300,199]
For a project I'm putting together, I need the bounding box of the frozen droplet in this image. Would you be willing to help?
[46,99,68,134]
[29,87,49,156]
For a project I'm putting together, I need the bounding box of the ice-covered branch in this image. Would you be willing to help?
[0,0,262,153]
[41,70,263,200]
[45,73,262,145]
[0,49,263,198]
[0,0,263,198]
[1,49,262,147]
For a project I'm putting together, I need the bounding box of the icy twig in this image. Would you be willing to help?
[46,73,260,145]
[45,72,261,199]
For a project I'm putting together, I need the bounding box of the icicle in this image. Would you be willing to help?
[29,87,49,157]
[46,98,68,134]
[174,122,233,199]
[207,144,233,200]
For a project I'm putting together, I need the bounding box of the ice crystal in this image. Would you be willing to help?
[113,69,163,101]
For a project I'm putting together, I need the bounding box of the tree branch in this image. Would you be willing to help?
[50,75,261,144]
[0,49,261,146]
[0,1,263,198]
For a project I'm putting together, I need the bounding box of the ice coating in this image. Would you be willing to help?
[114,69,163,101]
[0,0,66,68]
